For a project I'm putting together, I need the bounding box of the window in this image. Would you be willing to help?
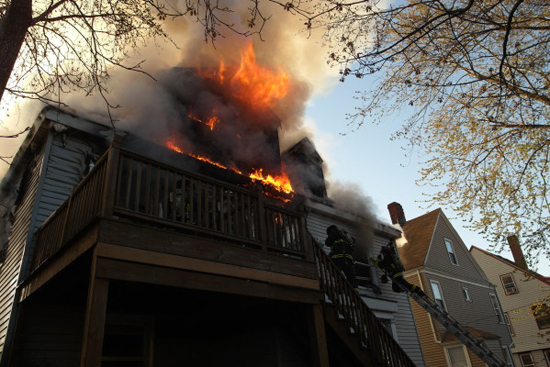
[489,293,505,323]
[430,281,446,311]
[519,353,535,367]
[500,273,519,295]
[532,303,550,329]
[462,287,472,302]
[445,345,470,367]
[445,239,458,265]
[504,312,515,336]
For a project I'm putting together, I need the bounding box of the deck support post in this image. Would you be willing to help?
[80,259,109,367]
[308,303,330,367]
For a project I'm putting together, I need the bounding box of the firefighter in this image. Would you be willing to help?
[325,225,359,292]
[375,240,427,298]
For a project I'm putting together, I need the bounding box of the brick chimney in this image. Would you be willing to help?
[388,202,406,227]
[507,235,528,271]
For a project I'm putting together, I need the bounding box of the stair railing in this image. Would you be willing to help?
[312,240,416,367]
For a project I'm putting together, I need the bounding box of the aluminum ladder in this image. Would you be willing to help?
[397,280,509,367]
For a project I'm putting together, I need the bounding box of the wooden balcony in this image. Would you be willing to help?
[24,136,319,303]
[16,137,419,367]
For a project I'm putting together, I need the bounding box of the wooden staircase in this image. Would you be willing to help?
[312,240,417,367]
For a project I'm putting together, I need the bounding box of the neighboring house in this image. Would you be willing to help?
[471,236,550,367]
[0,106,425,367]
[387,202,515,367]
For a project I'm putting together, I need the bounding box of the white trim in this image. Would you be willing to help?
[423,214,440,266]
[430,280,447,311]
[420,269,494,289]
[444,238,459,265]
[489,292,505,324]
[461,287,472,302]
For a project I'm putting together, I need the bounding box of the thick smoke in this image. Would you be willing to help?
[1,1,379,246]
[327,180,377,258]
[62,1,336,151]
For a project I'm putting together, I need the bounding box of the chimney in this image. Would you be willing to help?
[507,235,528,271]
[388,202,406,227]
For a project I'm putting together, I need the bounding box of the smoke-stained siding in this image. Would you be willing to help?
[34,135,92,230]
[0,146,45,362]
[20,134,93,279]
[0,129,94,364]
[305,204,426,367]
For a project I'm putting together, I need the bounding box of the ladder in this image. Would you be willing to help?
[395,279,509,367]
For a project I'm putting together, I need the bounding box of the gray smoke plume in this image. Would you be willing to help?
[1,1,380,249]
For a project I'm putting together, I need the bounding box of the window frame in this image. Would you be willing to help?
[444,238,459,265]
[444,345,471,367]
[500,273,519,295]
[532,303,550,330]
[462,287,472,302]
[543,349,550,367]
[430,280,447,311]
[504,312,515,336]
[518,352,535,367]
[489,293,505,324]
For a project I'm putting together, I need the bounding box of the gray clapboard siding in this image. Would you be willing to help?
[425,214,488,283]
[0,147,45,360]
[19,135,93,279]
[10,303,84,367]
[32,135,92,235]
[416,211,513,364]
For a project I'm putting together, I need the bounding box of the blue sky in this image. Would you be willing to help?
[304,74,550,275]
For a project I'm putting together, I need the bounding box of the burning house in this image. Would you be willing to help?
[0,44,424,367]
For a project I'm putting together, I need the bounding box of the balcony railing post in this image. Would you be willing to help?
[59,194,73,248]
[100,134,122,218]
[256,185,268,252]
[298,204,315,261]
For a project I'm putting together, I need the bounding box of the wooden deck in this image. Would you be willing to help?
[16,137,418,367]
[22,136,319,303]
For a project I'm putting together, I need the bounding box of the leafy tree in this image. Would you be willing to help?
[277,0,550,268]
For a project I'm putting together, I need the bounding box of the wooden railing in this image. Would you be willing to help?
[33,154,109,270]
[313,241,417,367]
[32,139,310,271]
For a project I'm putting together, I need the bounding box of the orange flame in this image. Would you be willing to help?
[187,108,220,131]
[166,140,184,154]
[249,168,293,194]
[230,43,289,110]
[163,43,293,198]
[166,139,293,195]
